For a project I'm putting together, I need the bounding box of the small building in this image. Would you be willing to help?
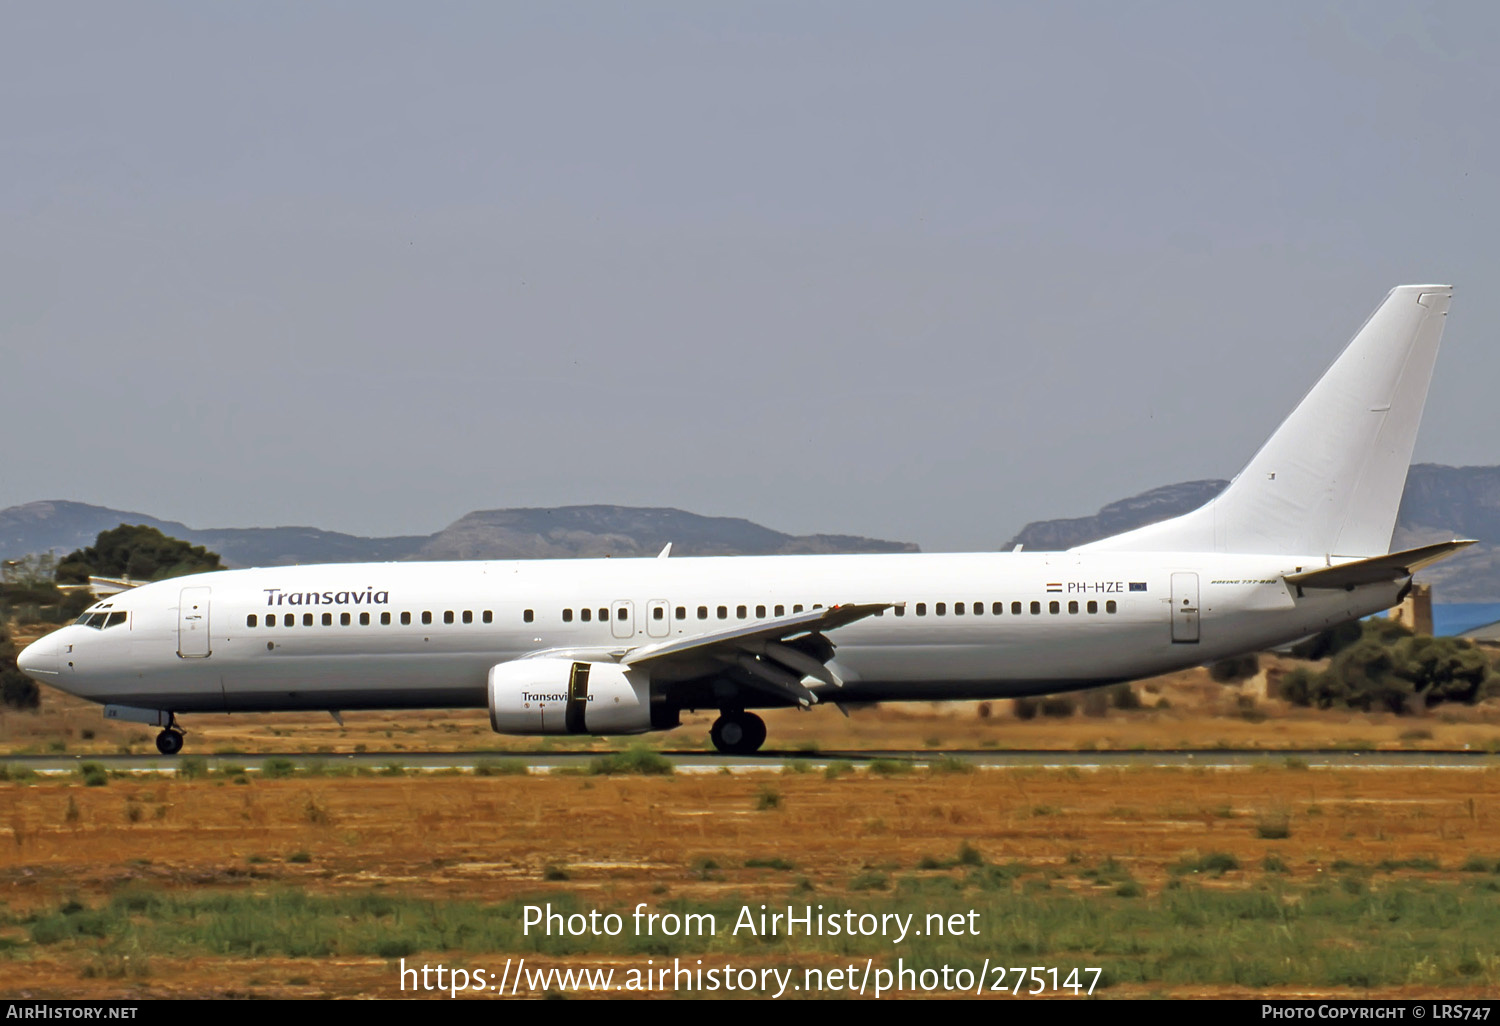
[1386,582,1433,635]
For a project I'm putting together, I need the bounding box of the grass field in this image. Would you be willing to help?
[3,763,1500,998]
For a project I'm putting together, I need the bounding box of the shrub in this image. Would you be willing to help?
[1040,696,1075,718]
[79,763,109,787]
[474,760,528,777]
[261,758,297,779]
[1209,654,1260,683]
[588,745,673,776]
[754,786,782,810]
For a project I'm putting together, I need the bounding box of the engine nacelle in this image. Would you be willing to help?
[488,658,675,735]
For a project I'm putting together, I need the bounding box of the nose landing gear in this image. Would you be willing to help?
[710,710,767,755]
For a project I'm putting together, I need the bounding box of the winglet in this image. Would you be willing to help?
[657,543,672,559]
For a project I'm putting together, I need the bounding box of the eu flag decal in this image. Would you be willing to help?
[1129,582,1148,592]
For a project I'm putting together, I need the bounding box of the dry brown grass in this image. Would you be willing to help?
[3,765,1500,997]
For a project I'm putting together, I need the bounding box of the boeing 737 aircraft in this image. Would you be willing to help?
[18,285,1470,756]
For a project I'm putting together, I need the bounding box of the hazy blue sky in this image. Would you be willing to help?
[3,2,1497,551]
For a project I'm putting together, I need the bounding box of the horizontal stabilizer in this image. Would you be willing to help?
[1284,539,1476,590]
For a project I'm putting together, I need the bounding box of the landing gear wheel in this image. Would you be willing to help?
[155,729,184,756]
[710,711,767,755]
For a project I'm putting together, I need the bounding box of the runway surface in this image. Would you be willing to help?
[1,748,1497,773]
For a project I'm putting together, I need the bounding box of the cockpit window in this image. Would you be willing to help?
[74,609,127,629]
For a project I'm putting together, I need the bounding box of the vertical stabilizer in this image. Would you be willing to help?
[1079,285,1452,557]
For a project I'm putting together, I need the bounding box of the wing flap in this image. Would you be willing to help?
[1284,539,1476,589]
[622,602,889,668]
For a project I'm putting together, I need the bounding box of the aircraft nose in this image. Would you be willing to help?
[16,635,59,679]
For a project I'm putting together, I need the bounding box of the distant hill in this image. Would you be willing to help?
[0,501,917,568]
[1005,464,1500,601]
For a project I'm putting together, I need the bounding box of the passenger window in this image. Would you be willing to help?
[247,614,258,627]
[955,602,965,615]
[698,606,708,620]
[936,602,946,616]
[653,606,664,620]
[675,606,685,620]
[1013,601,1023,615]
[323,613,333,626]
[304,613,313,627]
[444,610,455,624]
[523,609,534,623]
[1030,601,1041,615]
[774,605,785,616]
[262,615,273,629]
[1049,601,1060,614]
[463,610,473,624]
[562,609,573,623]
[483,610,493,624]
[381,612,391,626]
[1068,601,1079,614]
[401,612,412,626]
[360,612,370,626]
[617,607,627,621]
[717,606,728,620]
[341,612,352,626]
[894,605,905,617]
[1087,601,1098,614]
[598,608,608,622]
[992,602,1003,615]
[1106,600,1117,614]
[581,608,591,622]
[284,613,294,627]
[736,605,747,619]
[916,603,927,616]
[756,605,766,618]
[793,604,804,613]
[423,611,433,625]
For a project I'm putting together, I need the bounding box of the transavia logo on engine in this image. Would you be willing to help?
[522,692,592,702]
[263,587,390,606]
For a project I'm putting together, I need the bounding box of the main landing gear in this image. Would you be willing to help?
[155,714,184,756]
[710,710,766,755]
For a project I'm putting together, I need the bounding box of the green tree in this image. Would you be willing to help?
[1282,620,1495,714]
[55,525,225,584]
[0,625,39,710]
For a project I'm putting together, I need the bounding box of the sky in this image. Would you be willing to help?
[3,2,1498,552]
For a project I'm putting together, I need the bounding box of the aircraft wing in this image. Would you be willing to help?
[1283,539,1476,590]
[623,602,891,707]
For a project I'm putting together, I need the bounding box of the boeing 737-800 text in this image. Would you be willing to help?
[18,285,1469,755]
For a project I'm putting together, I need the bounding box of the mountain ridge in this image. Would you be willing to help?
[0,501,917,567]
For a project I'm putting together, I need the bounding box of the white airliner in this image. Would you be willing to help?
[18,285,1470,756]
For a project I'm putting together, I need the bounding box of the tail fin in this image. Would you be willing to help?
[1079,284,1453,557]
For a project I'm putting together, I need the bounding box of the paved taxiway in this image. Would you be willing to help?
[1,748,1496,774]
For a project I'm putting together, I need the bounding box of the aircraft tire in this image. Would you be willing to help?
[711,711,766,755]
[155,729,184,756]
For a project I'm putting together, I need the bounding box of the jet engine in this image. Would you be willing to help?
[487,658,677,735]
